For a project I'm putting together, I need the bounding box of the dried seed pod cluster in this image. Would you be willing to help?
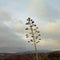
[25,17,41,44]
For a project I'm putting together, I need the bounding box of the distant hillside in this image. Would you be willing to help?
[0,51,60,60]
[16,50,52,54]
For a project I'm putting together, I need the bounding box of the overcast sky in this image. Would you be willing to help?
[0,0,60,53]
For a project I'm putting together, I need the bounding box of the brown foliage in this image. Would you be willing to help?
[0,51,60,60]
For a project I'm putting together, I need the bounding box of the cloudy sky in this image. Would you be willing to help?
[0,0,60,53]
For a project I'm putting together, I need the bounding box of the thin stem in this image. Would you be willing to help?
[30,26,38,60]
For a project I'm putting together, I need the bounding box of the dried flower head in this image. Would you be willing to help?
[28,41,30,43]
[32,21,34,23]
[27,17,30,21]
[25,28,28,30]
[30,39,33,42]
[26,34,29,38]
[39,38,41,40]
[34,24,36,26]
[30,25,32,27]
[26,22,29,25]
[38,34,41,36]
[25,17,41,45]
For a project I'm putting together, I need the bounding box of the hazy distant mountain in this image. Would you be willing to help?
[0,51,60,60]
[16,50,52,54]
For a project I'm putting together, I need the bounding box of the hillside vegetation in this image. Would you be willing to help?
[0,51,60,60]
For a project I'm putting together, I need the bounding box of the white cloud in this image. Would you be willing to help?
[0,23,27,53]
[29,0,60,22]
[0,0,60,52]
[10,22,25,33]
[38,22,60,50]
[41,22,60,40]
[0,9,11,22]
[39,38,60,50]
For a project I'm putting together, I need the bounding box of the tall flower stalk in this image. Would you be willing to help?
[25,18,41,60]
